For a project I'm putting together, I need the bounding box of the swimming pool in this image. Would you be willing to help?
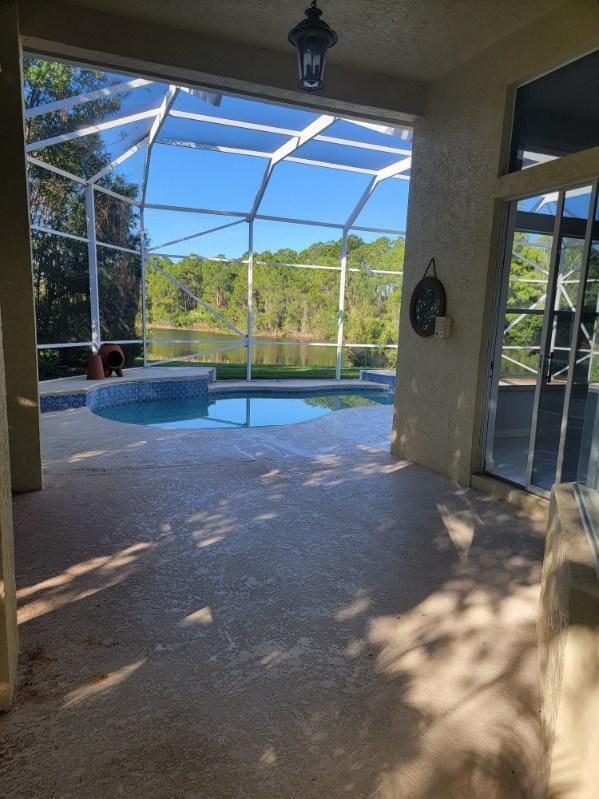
[93,389,393,429]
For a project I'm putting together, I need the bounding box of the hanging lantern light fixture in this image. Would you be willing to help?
[288,1,338,92]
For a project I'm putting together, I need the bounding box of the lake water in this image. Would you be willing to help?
[147,328,338,367]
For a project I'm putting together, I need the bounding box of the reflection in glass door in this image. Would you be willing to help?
[529,187,593,490]
[485,182,599,495]
[560,190,599,484]
[485,193,557,486]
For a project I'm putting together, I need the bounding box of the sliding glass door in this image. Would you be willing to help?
[486,181,599,495]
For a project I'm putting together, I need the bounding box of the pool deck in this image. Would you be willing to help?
[2,391,545,798]
[38,366,217,397]
[38,368,382,398]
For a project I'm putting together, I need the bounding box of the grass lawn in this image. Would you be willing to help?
[135,359,362,381]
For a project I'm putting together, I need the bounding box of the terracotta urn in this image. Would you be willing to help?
[98,343,125,377]
[86,353,105,380]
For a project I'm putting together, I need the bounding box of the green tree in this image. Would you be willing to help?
[25,57,141,377]
[145,234,404,369]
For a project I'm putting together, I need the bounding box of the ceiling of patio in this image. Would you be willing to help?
[58,0,563,81]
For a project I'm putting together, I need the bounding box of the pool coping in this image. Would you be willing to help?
[360,369,396,389]
[39,366,216,397]
[39,370,390,414]
[207,382,389,398]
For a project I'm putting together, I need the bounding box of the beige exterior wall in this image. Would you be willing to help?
[392,0,599,484]
[540,484,599,799]
[0,301,18,711]
[19,0,426,127]
[0,0,42,493]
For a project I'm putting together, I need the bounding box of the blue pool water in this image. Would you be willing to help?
[94,390,393,429]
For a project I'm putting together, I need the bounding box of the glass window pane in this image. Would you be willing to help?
[500,312,543,378]
[509,50,599,172]
[507,233,552,310]
[564,191,599,483]
[486,191,557,486]
[531,186,593,490]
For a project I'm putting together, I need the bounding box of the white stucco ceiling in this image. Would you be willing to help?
[59,0,564,82]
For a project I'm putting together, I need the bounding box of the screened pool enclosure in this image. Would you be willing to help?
[25,57,411,379]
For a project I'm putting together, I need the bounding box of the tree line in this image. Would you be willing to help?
[146,235,403,356]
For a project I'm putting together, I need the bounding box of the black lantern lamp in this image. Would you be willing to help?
[288,1,338,91]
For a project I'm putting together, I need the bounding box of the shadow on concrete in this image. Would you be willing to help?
[1,421,546,798]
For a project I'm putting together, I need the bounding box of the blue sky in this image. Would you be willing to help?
[140,147,410,257]
[97,83,411,258]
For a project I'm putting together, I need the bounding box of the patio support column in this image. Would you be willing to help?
[140,211,148,367]
[335,231,349,380]
[0,305,17,710]
[85,185,102,353]
[246,220,254,381]
[0,0,42,493]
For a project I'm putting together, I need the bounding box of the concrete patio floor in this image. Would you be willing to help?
[0,401,545,798]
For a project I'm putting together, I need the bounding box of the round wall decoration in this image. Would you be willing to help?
[409,258,446,337]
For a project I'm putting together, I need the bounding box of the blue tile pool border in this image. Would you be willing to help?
[41,375,212,414]
[207,386,390,400]
[41,378,391,414]
[360,370,396,389]
[40,392,87,413]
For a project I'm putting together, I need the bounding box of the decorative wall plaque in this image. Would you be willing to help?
[409,258,446,337]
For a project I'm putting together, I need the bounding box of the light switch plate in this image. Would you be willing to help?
[434,316,452,338]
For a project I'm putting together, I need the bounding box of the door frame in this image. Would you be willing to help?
[524,190,565,496]
[554,182,599,480]
[483,179,599,497]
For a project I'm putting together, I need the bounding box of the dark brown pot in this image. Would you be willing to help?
[99,343,125,378]
[86,353,105,380]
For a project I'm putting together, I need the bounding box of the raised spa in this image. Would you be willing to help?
[93,388,393,429]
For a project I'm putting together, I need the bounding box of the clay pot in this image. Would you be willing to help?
[86,353,105,380]
[98,343,125,377]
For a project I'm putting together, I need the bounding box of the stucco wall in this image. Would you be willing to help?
[0,0,42,493]
[392,0,599,483]
[0,301,18,711]
[540,484,599,799]
[19,0,426,127]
